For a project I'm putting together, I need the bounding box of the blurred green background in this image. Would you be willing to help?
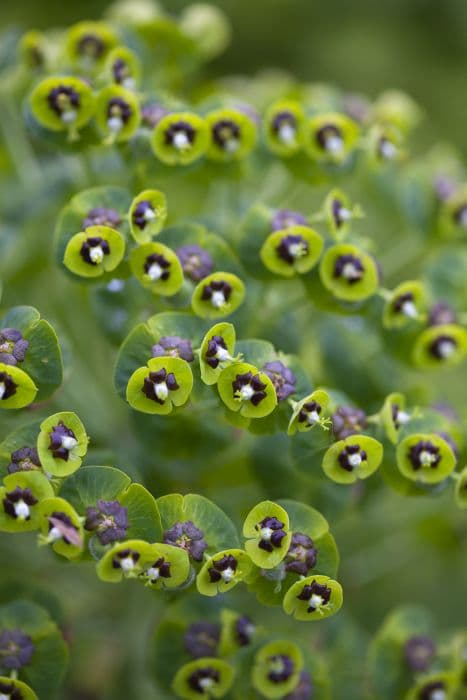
[0,1,466,698]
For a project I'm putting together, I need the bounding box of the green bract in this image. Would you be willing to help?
[151,112,209,165]
[96,539,153,582]
[396,433,456,484]
[283,574,343,621]
[383,281,426,329]
[454,467,467,509]
[405,673,457,700]
[199,322,238,385]
[36,412,88,476]
[218,608,257,655]
[0,471,53,532]
[217,362,277,419]
[322,435,383,484]
[191,272,245,319]
[205,107,257,161]
[172,658,234,700]
[380,392,411,444]
[264,100,305,156]
[0,362,37,409]
[438,184,467,238]
[37,497,84,559]
[63,225,125,278]
[19,29,46,69]
[29,76,95,135]
[105,46,141,89]
[128,189,168,243]
[412,324,467,368]
[196,548,253,596]
[304,112,360,163]
[0,677,38,700]
[65,20,118,70]
[126,356,193,414]
[129,242,184,295]
[260,225,324,277]
[243,501,291,568]
[95,84,141,143]
[251,640,303,699]
[324,188,363,240]
[319,243,379,301]
[140,542,190,589]
[288,389,331,435]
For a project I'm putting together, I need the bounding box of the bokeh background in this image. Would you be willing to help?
[0,1,466,698]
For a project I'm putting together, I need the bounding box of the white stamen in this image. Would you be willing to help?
[430,691,446,700]
[147,263,163,281]
[260,526,273,541]
[310,593,324,609]
[342,262,360,280]
[338,206,352,221]
[89,246,104,264]
[120,556,135,572]
[307,410,320,425]
[48,526,62,542]
[173,131,190,150]
[144,207,156,221]
[348,453,362,468]
[239,384,255,401]
[419,450,437,466]
[0,383,5,400]
[122,77,135,90]
[401,300,418,318]
[438,340,456,358]
[216,347,232,362]
[147,567,160,580]
[221,567,235,582]
[154,382,169,402]
[15,501,30,520]
[325,135,343,153]
[198,678,215,691]
[211,291,226,309]
[396,410,411,425]
[288,242,306,258]
[224,139,239,153]
[380,139,397,160]
[107,278,125,293]
[61,110,77,124]
[278,123,296,144]
[61,435,78,451]
[107,116,123,133]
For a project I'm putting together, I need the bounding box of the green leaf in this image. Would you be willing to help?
[119,483,162,542]
[58,465,131,512]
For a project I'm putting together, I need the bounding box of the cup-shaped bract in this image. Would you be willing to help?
[205,107,257,162]
[367,124,404,166]
[283,575,343,621]
[264,100,305,157]
[95,84,141,143]
[288,389,331,435]
[199,322,237,385]
[129,242,184,296]
[260,225,324,277]
[19,30,47,70]
[0,363,37,410]
[404,673,457,700]
[140,542,190,589]
[105,46,141,90]
[380,392,411,445]
[383,281,426,329]
[438,184,467,238]
[396,433,456,484]
[319,243,379,302]
[63,225,125,278]
[196,548,253,597]
[304,112,360,164]
[251,640,303,699]
[172,658,234,700]
[128,189,167,243]
[0,678,38,700]
[323,435,383,484]
[324,188,362,240]
[0,471,53,533]
[30,76,95,134]
[126,356,193,415]
[96,539,154,582]
[151,112,209,165]
[37,412,88,477]
[219,608,257,656]
[412,324,467,368]
[217,362,277,419]
[37,497,84,559]
[191,272,245,319]
[372,90,422,134]
[243,501,291,568]
[65,20,118,71]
